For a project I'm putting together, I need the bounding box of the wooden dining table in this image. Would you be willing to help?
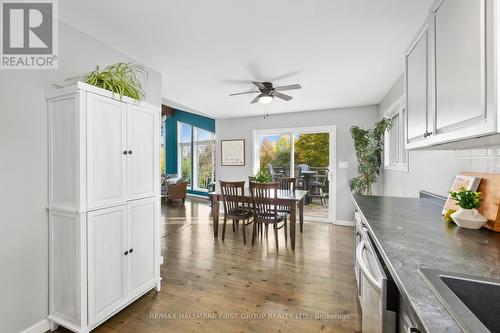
[209,189,307,250]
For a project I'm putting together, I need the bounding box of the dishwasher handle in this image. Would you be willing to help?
[356,240,382,291]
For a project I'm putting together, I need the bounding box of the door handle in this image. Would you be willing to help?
[356,241,382,291]
[129,248,134,254]
[124,250,129,256]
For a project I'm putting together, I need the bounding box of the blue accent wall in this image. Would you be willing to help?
[165,109,215,196]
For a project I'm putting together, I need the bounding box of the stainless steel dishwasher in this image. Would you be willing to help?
[355,211,397,333]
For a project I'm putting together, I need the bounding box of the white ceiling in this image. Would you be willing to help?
[60,0,433,119]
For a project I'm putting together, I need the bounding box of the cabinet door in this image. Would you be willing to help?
[406,25,429,143]
[127,104,159,200]
[433,0,485,133]
[128,199,157,295]
[87,206,128,325]
[87,93,127,208]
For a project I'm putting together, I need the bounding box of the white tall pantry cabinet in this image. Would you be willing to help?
[46,82,162,333]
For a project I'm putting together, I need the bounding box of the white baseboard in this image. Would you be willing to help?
[20,319,50,333]
[334,220,354,227]
[187,193,209,200]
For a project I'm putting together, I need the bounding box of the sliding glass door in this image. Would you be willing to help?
[254,126,336,222]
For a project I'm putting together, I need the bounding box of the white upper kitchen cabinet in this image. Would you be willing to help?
[47,82,161,211]
[405,21,431,144]
[405,0,500,150]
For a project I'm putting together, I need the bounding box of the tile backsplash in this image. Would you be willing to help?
[457,146,500,173]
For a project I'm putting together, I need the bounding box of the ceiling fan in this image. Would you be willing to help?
[229,81,302,104]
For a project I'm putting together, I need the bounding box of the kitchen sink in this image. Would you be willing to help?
[420,268,500,333]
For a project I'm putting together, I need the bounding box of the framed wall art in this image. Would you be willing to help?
[221,139,245,166]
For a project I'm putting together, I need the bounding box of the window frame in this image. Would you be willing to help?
[384,96,409,172]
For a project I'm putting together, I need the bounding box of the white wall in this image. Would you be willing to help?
[0,22,161,333]
[215,105,380,222]
[379,75,500,198]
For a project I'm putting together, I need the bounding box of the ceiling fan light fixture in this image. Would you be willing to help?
[258,94,273,104]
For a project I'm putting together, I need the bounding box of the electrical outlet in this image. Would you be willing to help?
[338,161,349,169]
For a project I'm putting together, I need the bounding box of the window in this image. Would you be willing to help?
[258,134,291,172]
[384,97,409,172]
[193,128,215,191]
[178,122,192,187]
[177,122,215,193]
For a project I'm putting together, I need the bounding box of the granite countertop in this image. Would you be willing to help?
[352,195,500,333]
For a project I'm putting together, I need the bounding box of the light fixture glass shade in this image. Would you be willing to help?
[258,94,273,104]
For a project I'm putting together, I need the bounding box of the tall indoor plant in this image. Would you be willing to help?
[349,118,391,195]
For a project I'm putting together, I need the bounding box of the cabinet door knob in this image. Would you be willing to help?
[129,248,134,253]
[123,151,128,155]
[128,150,133,155]
[124,250,129,255]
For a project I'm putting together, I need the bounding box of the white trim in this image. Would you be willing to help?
[334,220,355,227]
[187,193,210,200]
[306,217,334,223]
[384,95,409,172]
[252,125,337,223]
[20,319,50,333]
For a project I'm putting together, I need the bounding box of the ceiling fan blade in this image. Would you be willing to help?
[274,84,302,91]
[250,95,260,104]
[252,81,265,90]
[273,92,293,101]
[229,90,259,96]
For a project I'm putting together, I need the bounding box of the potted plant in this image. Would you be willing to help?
[84,62,147,100]
[449,187,487,229]
[349,118,391,195]
[252,168,273,183]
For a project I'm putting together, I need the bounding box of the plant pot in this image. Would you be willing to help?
[450,208,487,230]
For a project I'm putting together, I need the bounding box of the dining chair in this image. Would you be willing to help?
[268,164,285,181]
[309,170,328,205]
[295,166,304,189]
[220,181,253,244]
[276,177,296,191]
[276,177,296,216]
[249,181,287,251]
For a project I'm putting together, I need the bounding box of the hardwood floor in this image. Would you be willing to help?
[55,198,361,333]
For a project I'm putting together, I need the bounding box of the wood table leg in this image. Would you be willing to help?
[211,195,219,238]
[299,198,304,233]
[290,202,296,250]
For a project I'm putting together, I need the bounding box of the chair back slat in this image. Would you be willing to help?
[276,177,296,191]
[249,182,278,221]
[220,181,246,217]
